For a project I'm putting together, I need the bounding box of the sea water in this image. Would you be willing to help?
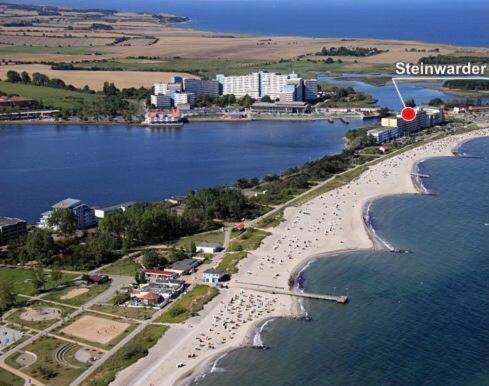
[195,137,489,385]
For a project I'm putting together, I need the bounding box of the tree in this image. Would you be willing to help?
[20,228,57,265]
[103,81,118,96]
[134,270,146,285]
[47,208,77,235]
[428,97,444,106]
[6,70,21,83]
[260,95,272,103]
[189,241,197,254]
[238,94,255,108]
[142,249,166,269]
[20,71,31,83]
[0,278,17,311]
[50,268,63,282]
[31,266,47,294]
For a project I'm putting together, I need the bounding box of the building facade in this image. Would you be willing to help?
[40,198,96,229]
[183,79,220,98]
[150,94,172,108]
[0,217,27,244]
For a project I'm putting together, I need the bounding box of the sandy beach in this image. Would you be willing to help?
[112,126,489,386]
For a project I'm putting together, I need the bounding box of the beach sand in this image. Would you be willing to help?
[112,127,489,386]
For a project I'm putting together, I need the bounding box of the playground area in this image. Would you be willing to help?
[61,315,130,345]
[19,307,61,322]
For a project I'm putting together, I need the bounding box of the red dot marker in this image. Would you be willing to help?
[401,107,416,122]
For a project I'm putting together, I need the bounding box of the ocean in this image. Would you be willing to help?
[13,0,489,47]
[194,137,489,385]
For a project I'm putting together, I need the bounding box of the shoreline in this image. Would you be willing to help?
[112,126,489,386]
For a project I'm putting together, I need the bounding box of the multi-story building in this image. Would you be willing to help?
[216,71,317,102]
[367,127,401,144]
[183,79,220,98]
[151,94,172,108]
[372,107,444,144]
[39,198,96,230]
[217,72,261,98]
[94,201,136,219]
[381,107,444,134]
[154,82,182,95]
[0,217,27,244]
[304,79,319,102]
[173,92,196,107]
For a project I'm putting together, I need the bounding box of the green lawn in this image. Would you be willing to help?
[8,336,89,386]
[81,324,168,386]
[256,209,285,228]
[0,367,24,386]
[0,81,102,110]
[217,251,247,274]
[90,304,157,321]
[6,301,73,330]
[172,230,224,250]
[43,283,110,307]
[100,257,141,276]
[0,267,77,297]
[0,46,94,55]
[157,285,219,324]
[227,228,270,252]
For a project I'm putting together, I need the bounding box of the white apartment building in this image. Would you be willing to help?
[40,198,96,230]
[173,92,196,107]
[260,72,290,100]
[154,82,182,95]
[217,73,261,98]
[381,107,444,134]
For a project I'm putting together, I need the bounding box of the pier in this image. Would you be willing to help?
[234,282,348,304]
[411,172,430,178]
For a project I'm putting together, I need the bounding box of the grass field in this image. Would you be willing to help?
[0,46,95,55]
[157,285,219,324]
[9,336,89,386]
[100,257,141,276]
[227,228,270,252]
[0,367,24,386]
[0,267,77,297]
[68,57,391,79]
[216,251,248,274]
[90,304,157,321]
[43,283,110,307]
[172,230,224,250]
[80,324,168,386]
[0,81,102,110]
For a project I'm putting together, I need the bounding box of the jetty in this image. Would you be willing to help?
[411,172,430,178]
[234,282,348,304]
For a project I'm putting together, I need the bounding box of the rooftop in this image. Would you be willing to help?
[53,198,82,209]
[0,217,26,227]
[97,201,136,212]
[169,258,200,272]
[204,268,226,275]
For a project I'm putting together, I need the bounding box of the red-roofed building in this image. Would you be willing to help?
[144,268,178,282]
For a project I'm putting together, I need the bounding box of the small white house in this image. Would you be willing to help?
[196,242,223,254]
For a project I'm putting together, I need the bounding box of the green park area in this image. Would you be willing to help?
[172,229,224,249]
[0,267,77,298]
[80,324,168,386]
[90,303,157,321]
[100,257,142,276]
[157,285,219,324]
[43,282,110,307]
[0,46,94,55]
[217,251,248,274]
[0,367,24,386]
[228,228,269,252]
[6,301,73,330]
[0,80,102,110]
[6,336,89,386]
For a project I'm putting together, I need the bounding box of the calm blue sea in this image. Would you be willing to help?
[0,119,369,222]
[13,0,489,47]
[195,137,489,385]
